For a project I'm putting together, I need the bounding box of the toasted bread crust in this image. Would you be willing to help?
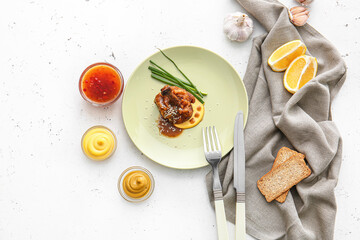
[257,153,311,202]
[272,147,305,203]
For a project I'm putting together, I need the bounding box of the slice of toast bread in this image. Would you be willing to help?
[257,153,311,202]
[272,147,305,203]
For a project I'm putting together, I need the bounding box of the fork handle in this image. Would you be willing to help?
[214,190,229,240]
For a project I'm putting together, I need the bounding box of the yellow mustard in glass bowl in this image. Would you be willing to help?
[81,125,117,161]
[118,166,154,202]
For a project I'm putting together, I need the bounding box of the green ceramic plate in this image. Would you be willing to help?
[122,46,248,169]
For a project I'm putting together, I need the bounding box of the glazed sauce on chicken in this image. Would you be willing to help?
[154,85,195,124]
[157,116,183,138]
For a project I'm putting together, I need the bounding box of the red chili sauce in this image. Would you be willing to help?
[81,65,121,103]
[157,116,183,138]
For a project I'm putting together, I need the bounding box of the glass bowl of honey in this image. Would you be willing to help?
[79,62,124,106]
[118,166,155,203]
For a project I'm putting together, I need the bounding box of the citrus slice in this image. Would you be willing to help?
[174,99,204,129]
[283,55,317,94]
[268,40,307,72]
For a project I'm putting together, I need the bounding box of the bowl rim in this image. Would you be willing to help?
[81,125,117,161]
[79,62,124,107]
[117,166,155,203]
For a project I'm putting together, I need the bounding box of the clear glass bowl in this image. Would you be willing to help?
[81,125,117,161]
[118,166,155,203]
[79,62,124,107]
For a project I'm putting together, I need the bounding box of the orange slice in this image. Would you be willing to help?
[174,99,204,129]
[268,40,307,72]
[283,55,317,94]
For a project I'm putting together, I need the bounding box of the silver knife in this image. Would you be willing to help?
[234,111,246,240]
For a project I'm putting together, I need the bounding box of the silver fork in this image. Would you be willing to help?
[203,126,229,240]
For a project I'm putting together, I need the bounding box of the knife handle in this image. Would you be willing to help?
[214,199,229,240]
[236,202,246,240]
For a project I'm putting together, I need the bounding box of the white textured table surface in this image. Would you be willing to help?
[0,0,358,239]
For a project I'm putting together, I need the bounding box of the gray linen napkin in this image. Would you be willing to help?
[206,0,347,239]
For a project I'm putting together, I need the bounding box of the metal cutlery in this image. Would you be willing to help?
[234,111,246,240]
[202,126,229,240]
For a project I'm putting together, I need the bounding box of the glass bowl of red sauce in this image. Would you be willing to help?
[79,62,124,106]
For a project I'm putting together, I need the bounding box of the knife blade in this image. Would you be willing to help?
[234,111,245,194]
[234,111,246,240]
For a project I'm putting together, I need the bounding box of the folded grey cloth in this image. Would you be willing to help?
[206,0,347,239]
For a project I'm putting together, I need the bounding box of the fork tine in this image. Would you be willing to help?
[210,126,216,152]
[202,127,208,153]
[213,126,221,152]
[206,126,213,152]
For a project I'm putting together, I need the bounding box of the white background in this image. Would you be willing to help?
[0,0,359,239]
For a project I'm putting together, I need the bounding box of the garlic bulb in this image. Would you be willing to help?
[223,12,253,42]
[295,0,313,6]
[288,6,310,26]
